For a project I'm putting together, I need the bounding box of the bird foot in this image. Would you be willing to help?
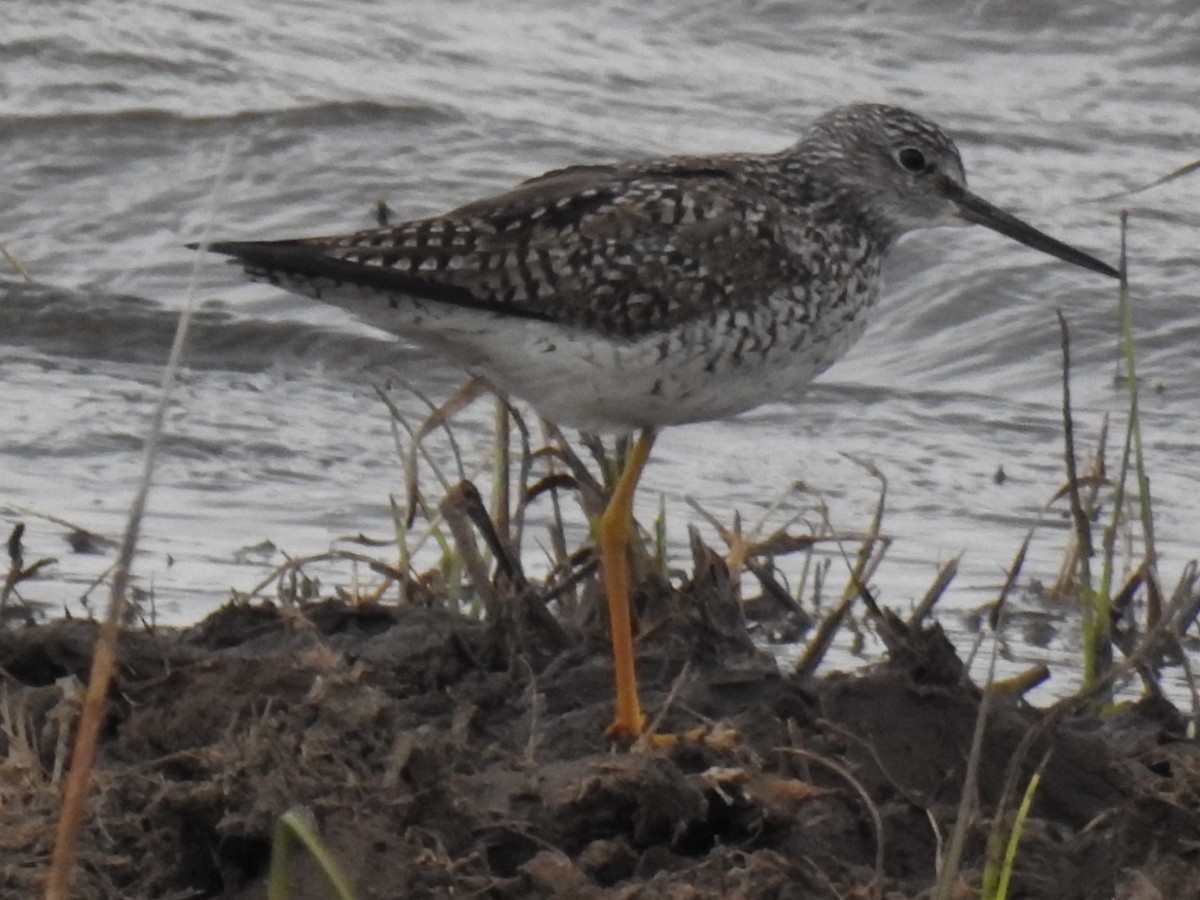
[603,714,647,743]
[606,721,741,752]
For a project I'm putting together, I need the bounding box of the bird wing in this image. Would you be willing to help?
[206,157,807,339]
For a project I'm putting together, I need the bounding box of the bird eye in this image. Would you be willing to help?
[896,147,928,173]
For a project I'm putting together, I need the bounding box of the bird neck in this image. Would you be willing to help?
[770,149,898,252]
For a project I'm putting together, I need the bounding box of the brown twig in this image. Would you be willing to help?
[1057,311,1093,578]
[780,746,885,887]
[796,460,889,675]
[910,555,960,626]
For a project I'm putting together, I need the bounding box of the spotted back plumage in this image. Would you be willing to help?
[221,154,841,339]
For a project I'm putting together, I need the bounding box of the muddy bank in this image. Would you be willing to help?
[2,571,1198,899]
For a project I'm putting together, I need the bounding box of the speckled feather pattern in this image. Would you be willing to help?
[205,106,987,429]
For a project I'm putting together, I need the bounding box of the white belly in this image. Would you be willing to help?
[271,274,880,431]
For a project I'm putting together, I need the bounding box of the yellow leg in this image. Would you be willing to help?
[600,427,656,740]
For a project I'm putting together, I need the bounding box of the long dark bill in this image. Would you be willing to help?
[954,189,1119,279]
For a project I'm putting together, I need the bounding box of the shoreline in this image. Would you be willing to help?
[3,571,1196,898]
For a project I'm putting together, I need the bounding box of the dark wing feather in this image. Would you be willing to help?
[204,154,805,338]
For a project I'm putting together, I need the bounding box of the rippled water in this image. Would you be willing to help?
[2,1,1197,699]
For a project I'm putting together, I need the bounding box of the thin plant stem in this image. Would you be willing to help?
[1116,211,1159,627]
[46,138,236,900]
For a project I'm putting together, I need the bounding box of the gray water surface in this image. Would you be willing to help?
[2,1,1197,700]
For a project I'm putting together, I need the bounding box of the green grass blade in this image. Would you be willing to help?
[983,752,1048,900]
[1116,211,1160,625]
[268,809,358,900]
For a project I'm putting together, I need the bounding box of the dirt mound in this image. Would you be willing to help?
[2,578,1197,899]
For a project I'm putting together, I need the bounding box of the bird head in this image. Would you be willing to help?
[798,103,1118,278]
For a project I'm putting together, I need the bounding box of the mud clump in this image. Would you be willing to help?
[2,585,1197,899]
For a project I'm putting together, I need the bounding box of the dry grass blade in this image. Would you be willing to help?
[744,556,809,618]
[45,138,235,899]
[530,422,572,577]
[1087,157,1200,203]
[457,479,523,584]
[491,396,512,544]
[987,664,1050,698]
[684,495,881,561]
[2,523,58,619]
[375,377,480,527]
[1057,310,1115,697]
[1056,311,1093,572]
[0,241,34,281]
[440,482,504,621]
[1098,415,1135,614]
[1115,212,1160,628]
[909,555,960,626]
[236,549,409,602]
[441,480,572,648]
[965,521,1037,679]
[537,424,606,520]
[1046,472,1111,504]
[1160,563,1200,737]
[795,460,889,675]
[781,747,885,886]
[1050,422,1109,601]
[990,525,1035,629]
[934,626,1000,900]
[505,403,535,550]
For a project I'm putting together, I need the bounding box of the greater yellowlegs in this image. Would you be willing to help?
[200,103,1119,739]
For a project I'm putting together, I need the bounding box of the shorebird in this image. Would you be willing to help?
[200,103,1119,740]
